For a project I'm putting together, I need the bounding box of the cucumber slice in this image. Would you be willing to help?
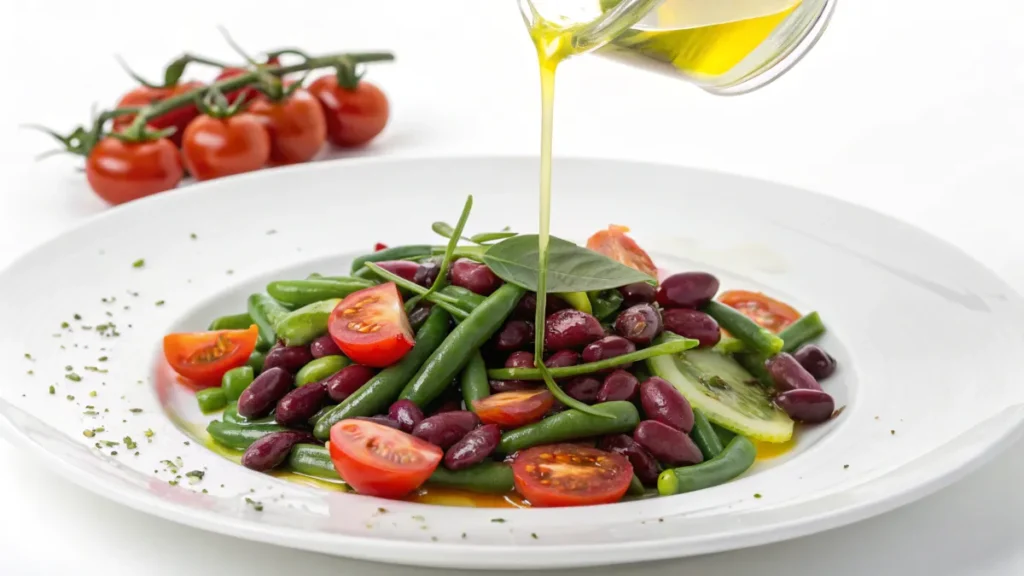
[648,347,794,443]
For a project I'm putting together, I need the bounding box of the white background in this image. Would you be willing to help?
[1,1,1022,574]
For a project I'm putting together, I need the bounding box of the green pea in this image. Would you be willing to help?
[296,355,350,386]
[221,366,254,402]
[196,388,227,414]
[246,350,265,374]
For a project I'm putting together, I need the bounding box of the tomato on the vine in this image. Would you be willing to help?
[181,114,270,181]
[308,75,389,147]
[112,81,204,146]
[85,136,183,205]
[249,89,327,164]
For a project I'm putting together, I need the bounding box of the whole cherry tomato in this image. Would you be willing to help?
[308,75,389,147]
[85,136,183,205]
[181,114,271,181]
[248,89,327,164]
[112,81,204,146]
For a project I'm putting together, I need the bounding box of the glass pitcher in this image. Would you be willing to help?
[519,0,836,94]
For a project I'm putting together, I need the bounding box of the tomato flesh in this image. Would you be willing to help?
[328,283,415,367]
[473,389,554,429]
[329,419,442,498]
[163,325,258,386]
[586,225,658,278]
[719,290,801,333]
[512,444,633,507]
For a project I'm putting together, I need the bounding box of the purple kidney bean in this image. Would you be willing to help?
[793,344,837,380]
[597,370,639,402]
[775,389,835,423]
[412,411,480,448]
[407,303,433,331]
[241,431,315,471]
[633,420,703,466]
[375,260,420,282]
[355,415,403,430]
[614,303,663,346]
[765,353,822,392]
[275,382,328,427]
[639,376,694,432]
[493,320,534,351]
[449,259,502,295]
[309,334,342,359]
[619,282,657,307]
[388,399,425,433]
[490,379,538,393]
[325,365,377,402]
[582,336,636,370]
[564,376,601,404]
[413,258,441,287]
[545,309,606,350]
[237,367,294,418]
[505,350,535,369]
[514,293,571,320]
[598,434,660,485]
[656,272,720,309]
[661,308,721,347]
[444,424,501,470]
[263,345,313,374]
[431,397,464,414]
[545,349,579,369]
[497,351,536,391]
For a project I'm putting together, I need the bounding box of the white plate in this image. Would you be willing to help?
[1,156,1023,570]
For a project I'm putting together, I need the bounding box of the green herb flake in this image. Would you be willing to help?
[190,233,198,240]
[411,515,425,522]
[98,356,108,362]
[26,370,33,376]
[88,390,97,397]
[74,314,82,320]
[144,428,154,438]
[245,497,264,512]
[83,429,95,438]
[66,395,75,401]
[24,353,33,360]
[754,493,763,499]
[129,408,143,414]
[132,259,145,268]
[226,270,234,275]
[94,426,106,433]
[83,410,98,416]
[64,365,73,372]
[201,488,208,494]
[48,385,55,395]
[490,518,506,524]
[461,533,467,539]
[65,373,81,382]
[168,480,178,486]
[891,430,896,435]
[84,366,108,373]
[60,321,69,329]
[430,536,438,542]
[531,533,538,540]
[155,300,165,307]
[377,507,388,514]
[124,436,137,450]
[844,464,850,469]
[185,470,205,484]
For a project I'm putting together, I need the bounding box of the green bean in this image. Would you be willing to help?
[657,435,756,496]
[350,245,433,273]
[497,401,639,454]
[246,350,265,374]
[712,337,747,354]
[400,284,525,407]
[248,294,290,351]
[780,312,826,353]
[690,409,724,460]
[714,423,736,445]
[308,404,335,427]
[427,462,515,493]
[221,366,254,402]
[488,335,699,380]
[313,307,451,440]
[439,285,486,310]
[287,444,345,482]
[206,420,285,451]
[296,355,349,386]
[196,388,227,414]
[267,278,375,308]
[460,351,490,412]
[702,301,783,356]
[353,267,376,280]
[627,475,645,496]
[274,298,341,347]
[207,313,254,331]
[223,403,277,426]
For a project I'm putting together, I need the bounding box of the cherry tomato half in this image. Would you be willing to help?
[112,81,204,146]
[248,89,327,165]
[163,325,258,387]
[308,76,389,147]
[329,419,442,498]
[586,225,658,278]
[181,114,271,181]
[473,389,554,429]
[85,136,183,205]
[328,283,415,367]
[719,290,801,333]
[512,444,633,507]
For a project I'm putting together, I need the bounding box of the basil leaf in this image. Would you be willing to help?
[588,289,624,321]
[483,234,654,293]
